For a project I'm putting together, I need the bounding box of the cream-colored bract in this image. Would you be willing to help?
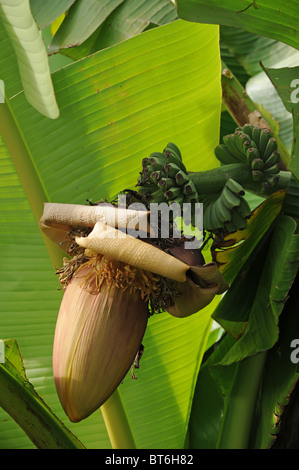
[76,221,189,283]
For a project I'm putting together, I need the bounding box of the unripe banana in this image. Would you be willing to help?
[150,153,167,169]
[213,199,226,228]
[164,147,186,172]
[224,220,237,233]
[251,158,264,171]
[241,123,253,138]
[137,183,158,195]
[210,201,222,231]
[150,170,163,183]
[252,170,263,181]
[263,163,280,175]
[203,203,213,231]
[184,193,198,204]
[223,134,245,160]
[237,198,251,219]
[170,194,184,206]
[175,170,190,186]
[165,142,182,161]
[166,187,182,200]
[234,133,252,162]
[232,209,247,230]
[158,177,176,188]
[264,150,280,168]
[263,137,277,160]
[251,126,262,147]
[259,128,272,155]
[165,162,181,178]
[265,174,280,187]
[221,185,241,209]
[142,157,149,168]
[151,187,167,203]
[225,178,245,196]
[214,144,238,164]
[246,146,260,165]
[143,165,156,178]
[216,198,232,224]
[183,180,197,195]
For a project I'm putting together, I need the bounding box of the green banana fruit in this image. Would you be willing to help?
[241,123,253,138]
[150,152,167,169]
[210,201,222,231]
[233,132,252,161]
[183,180,197,195]
[214,144,238,164]
[203,203,213,231]
[264,149,280,169]
[265,174,280,187]
[158,177,176,188]
[170,194,184,206]
[150,170,163,182]
[232,209,247,230]
[175,170,190,186]
[223,134,245,160]
[263,137,277,160]
[143,165,155,177]
[137,183,158,195]
[251,158,264,171]
[215,197,232,224]
[165,187,182,200]
[224,220,238,233]
[142,157,149,168]
[184,193,198,204]
[237,198,251,219]
[246,146,260,165]
[164,147,186,172]
[165,142,182,161]
[165,162,181,178]
[225,178,245,196]
[259,128,272,155]
[151,187,167,203]
[221,185,241,209]
[252,170,263,181]
[263,163,280,175]
[251,126,262,147]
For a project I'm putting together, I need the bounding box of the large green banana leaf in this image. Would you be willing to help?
[0,19,222,448]
[176,0,299,49]
[0,0,59,119]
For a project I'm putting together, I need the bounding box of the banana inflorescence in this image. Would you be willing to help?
[137,142,199,207]
[215,124,281,191]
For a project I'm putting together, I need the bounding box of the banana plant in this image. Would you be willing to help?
[0,0,299,450]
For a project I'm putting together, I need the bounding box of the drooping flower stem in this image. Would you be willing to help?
[216,351,267,449]
[188,164,291,197]
[101,390,136,449]
[188,163,252,194]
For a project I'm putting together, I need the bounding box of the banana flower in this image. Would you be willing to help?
[40,202,228,422]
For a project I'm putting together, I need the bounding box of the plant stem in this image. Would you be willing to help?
[101,390,136,449]
[0,99,63,267]
[216,351,267,449]
[189,164,291,197]
[221,62,290,170]
[188,163,252,194]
